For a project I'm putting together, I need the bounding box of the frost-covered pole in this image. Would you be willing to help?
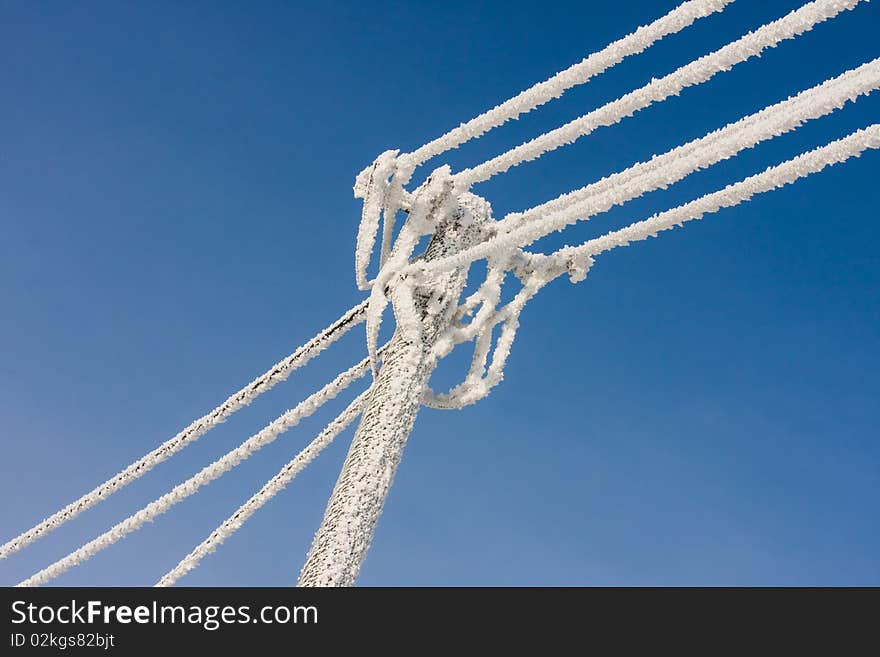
[298,196,489,587]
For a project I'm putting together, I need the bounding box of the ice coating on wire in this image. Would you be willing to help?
[361,169,466,375]
[402,0,734,168]
[413,58,880,407]
[352,0,735,293]
[0,301,368,561]
[554,124,880,265]
[495,57,877,232]
[156,389,371,587]
[351,3,874,412]
[17,357,373,587]
[356,1,869,372]
[424,125,880,408]
[454,0,866,186]
[413,57,880,278]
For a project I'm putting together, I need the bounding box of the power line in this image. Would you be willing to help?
[0,300,367,560]
[402,0,734,169]
[557,125,880,264]
[497,57,877,231]
[426,126,880,408]
[455,0,865,186]
[352,0,735,292]
[156,389,372,587]
[411,57,880,278]
[17,357,373,587]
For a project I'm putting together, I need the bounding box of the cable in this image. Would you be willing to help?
[454,0,865,186]
[352,1,735,291]
[0,301,367,560]
[556,124,880,264]
[426,125,880,408]
[411,57,880,277]
[17,357,372,587]
[402,0,734,169]
[156,389,371,587]
[496,57,874,232]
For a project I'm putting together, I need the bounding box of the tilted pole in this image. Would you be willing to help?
[298,197,489,586]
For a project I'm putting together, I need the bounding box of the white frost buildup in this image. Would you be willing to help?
[352,1,737,295]
[156,390,371,587]
[454,0,865,186]
[0,301,368,561]
[416,57,880,277]
[402,0,734,169]
[426,126,880,407]
[556,125,880,264]
[17,358,372,587]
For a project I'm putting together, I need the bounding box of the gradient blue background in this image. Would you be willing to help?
[1,0,878,586]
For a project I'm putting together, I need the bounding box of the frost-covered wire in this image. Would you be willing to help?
[363,184,486,377]
[156,389,371,587]
[362,54,880,407]
[352,0,865,305]
[424,124,880,408]
[350,1,734,292]
[17,357,373,587]
[496,57,878,232]
[423,264,553,409]
[354,150,402,290]
[412,56,880,277]
[454,0,866,186]
[554,124,880,266]
[401,0,734,169]
[415,54,880,405]
[0,301,368,561]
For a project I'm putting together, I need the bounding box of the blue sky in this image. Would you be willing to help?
[1,0,878,586]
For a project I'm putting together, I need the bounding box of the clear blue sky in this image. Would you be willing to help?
[1,0,878,586]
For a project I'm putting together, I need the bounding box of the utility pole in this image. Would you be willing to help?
[298,195,489,586]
